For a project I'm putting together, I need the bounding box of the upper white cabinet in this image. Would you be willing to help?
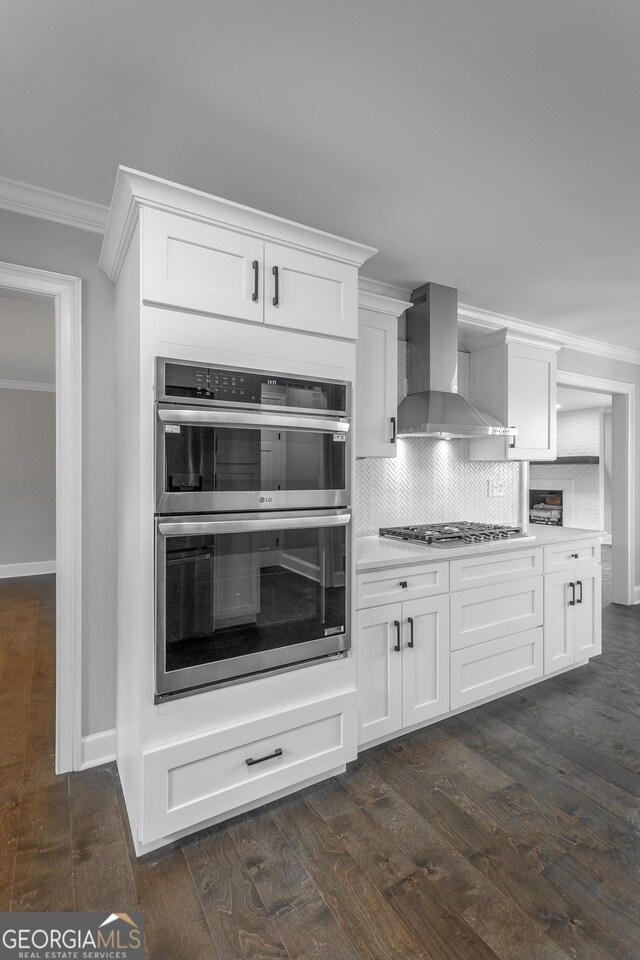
[466,329,559,461]
[99,167,376,340]
[356,288,411,458]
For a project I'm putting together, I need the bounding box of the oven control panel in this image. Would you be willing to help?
[157,358,348,414]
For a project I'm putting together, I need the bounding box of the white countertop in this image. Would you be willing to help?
[356,525,604,571]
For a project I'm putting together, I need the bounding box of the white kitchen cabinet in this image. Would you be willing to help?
[543,539,601,573]
[450,628,543,709]
[356,560,449,608]
[467,330,559,461]
[356,594,449,746]
[450,576,544,651]
[141,692,357,845]
[141,207,363,339]
[544,563,601,672]
[355,289,410,458]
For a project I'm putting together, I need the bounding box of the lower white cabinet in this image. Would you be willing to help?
[356,595,449,746]
[451,628,543,709]
[544,563,602,672]
[141,691,357,845]
[450,576,543,650]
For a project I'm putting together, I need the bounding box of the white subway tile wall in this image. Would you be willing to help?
[557,407,604,457]
[354,346,522,537]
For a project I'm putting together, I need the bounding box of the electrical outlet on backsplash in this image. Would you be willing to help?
[354,345,522,537]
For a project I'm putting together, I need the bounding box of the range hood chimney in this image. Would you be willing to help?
[396,282,516,440]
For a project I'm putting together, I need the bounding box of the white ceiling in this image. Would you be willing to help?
[0,295,55,383]
[2,1,640,349]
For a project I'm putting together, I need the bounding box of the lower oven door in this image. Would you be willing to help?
[155,509,351,699]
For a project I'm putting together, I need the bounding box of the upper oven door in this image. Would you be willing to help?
[156,406,351,514]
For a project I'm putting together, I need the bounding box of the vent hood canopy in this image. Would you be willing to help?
[396,283,517,440]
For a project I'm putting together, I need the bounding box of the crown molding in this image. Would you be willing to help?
[1,172,636,365]
[358,276,413,302]
[0,379,55,392]
[0,175,108,234]
[358,280,411,318]
[458,301,640,366]
[99,166,378,281]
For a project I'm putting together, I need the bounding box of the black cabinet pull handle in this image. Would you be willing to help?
[407,616,414,648]
[252,260,259,302]
[272,265,279,306]
[393,620,401,652]
[571,553,579,559]
[246,747,283,767]
[509,430,516,449]
[568,582,576,606]
[576,580,583,604]
[399,580,408,588]
[390,416,396,444]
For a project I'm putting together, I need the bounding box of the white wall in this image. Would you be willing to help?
[0,389,55,565]
[603,410,612,539]
[0,208,116,737]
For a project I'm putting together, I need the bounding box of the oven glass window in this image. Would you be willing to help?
[163,525,347,674]
[164,425,346,494]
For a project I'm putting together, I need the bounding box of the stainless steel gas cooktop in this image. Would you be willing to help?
[378,522,532,549]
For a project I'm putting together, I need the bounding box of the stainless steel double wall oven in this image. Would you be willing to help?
[154,358,352,700]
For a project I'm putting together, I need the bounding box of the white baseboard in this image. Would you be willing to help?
[633,585,640,605]
[0,560,56,579]
[81,729,116,769]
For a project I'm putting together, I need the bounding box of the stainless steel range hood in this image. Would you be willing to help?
[396,283,517,439]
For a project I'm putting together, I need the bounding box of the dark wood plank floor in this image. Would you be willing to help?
[1,548,639,960]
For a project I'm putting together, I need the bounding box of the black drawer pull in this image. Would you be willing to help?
[252,260,259,302]
[568,582,576,606]
[393,620,401,652]
[571,553,579,559]
[399,580,408,588]
[576,580,583,604]
[246,747,283,767]
[272,265,279,306]
[407,616,414,648]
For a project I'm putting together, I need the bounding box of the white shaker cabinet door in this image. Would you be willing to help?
[356,603,403,746]
[356,310,397,457]
[142,207,263,323]
[543,571,574,672]
[574,564,602,660]
[263,242,357,339]
[402,594,449,728]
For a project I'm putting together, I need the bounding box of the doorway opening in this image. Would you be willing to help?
[0,261,81,772]
[555,371,634,606]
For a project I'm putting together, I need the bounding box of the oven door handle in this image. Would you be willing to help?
[158,512,351,537]
[158,407,350,434]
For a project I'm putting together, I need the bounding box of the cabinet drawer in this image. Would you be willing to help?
[450,548,542,591]
[543,539,601,573]
[356,562,449,608]
[141,692,357,844]
[451,576,543,650]
[451,628,543,709]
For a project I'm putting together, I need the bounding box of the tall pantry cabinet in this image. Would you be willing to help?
[99,166,376,854]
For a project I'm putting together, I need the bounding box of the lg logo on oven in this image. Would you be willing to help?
[259,496,273,503]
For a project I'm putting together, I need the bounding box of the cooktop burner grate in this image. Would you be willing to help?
[378,521,531,548]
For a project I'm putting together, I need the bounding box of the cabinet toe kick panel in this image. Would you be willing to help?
[141,692,357,845]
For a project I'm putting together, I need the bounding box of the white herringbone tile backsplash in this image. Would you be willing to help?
[354,346,522,537]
